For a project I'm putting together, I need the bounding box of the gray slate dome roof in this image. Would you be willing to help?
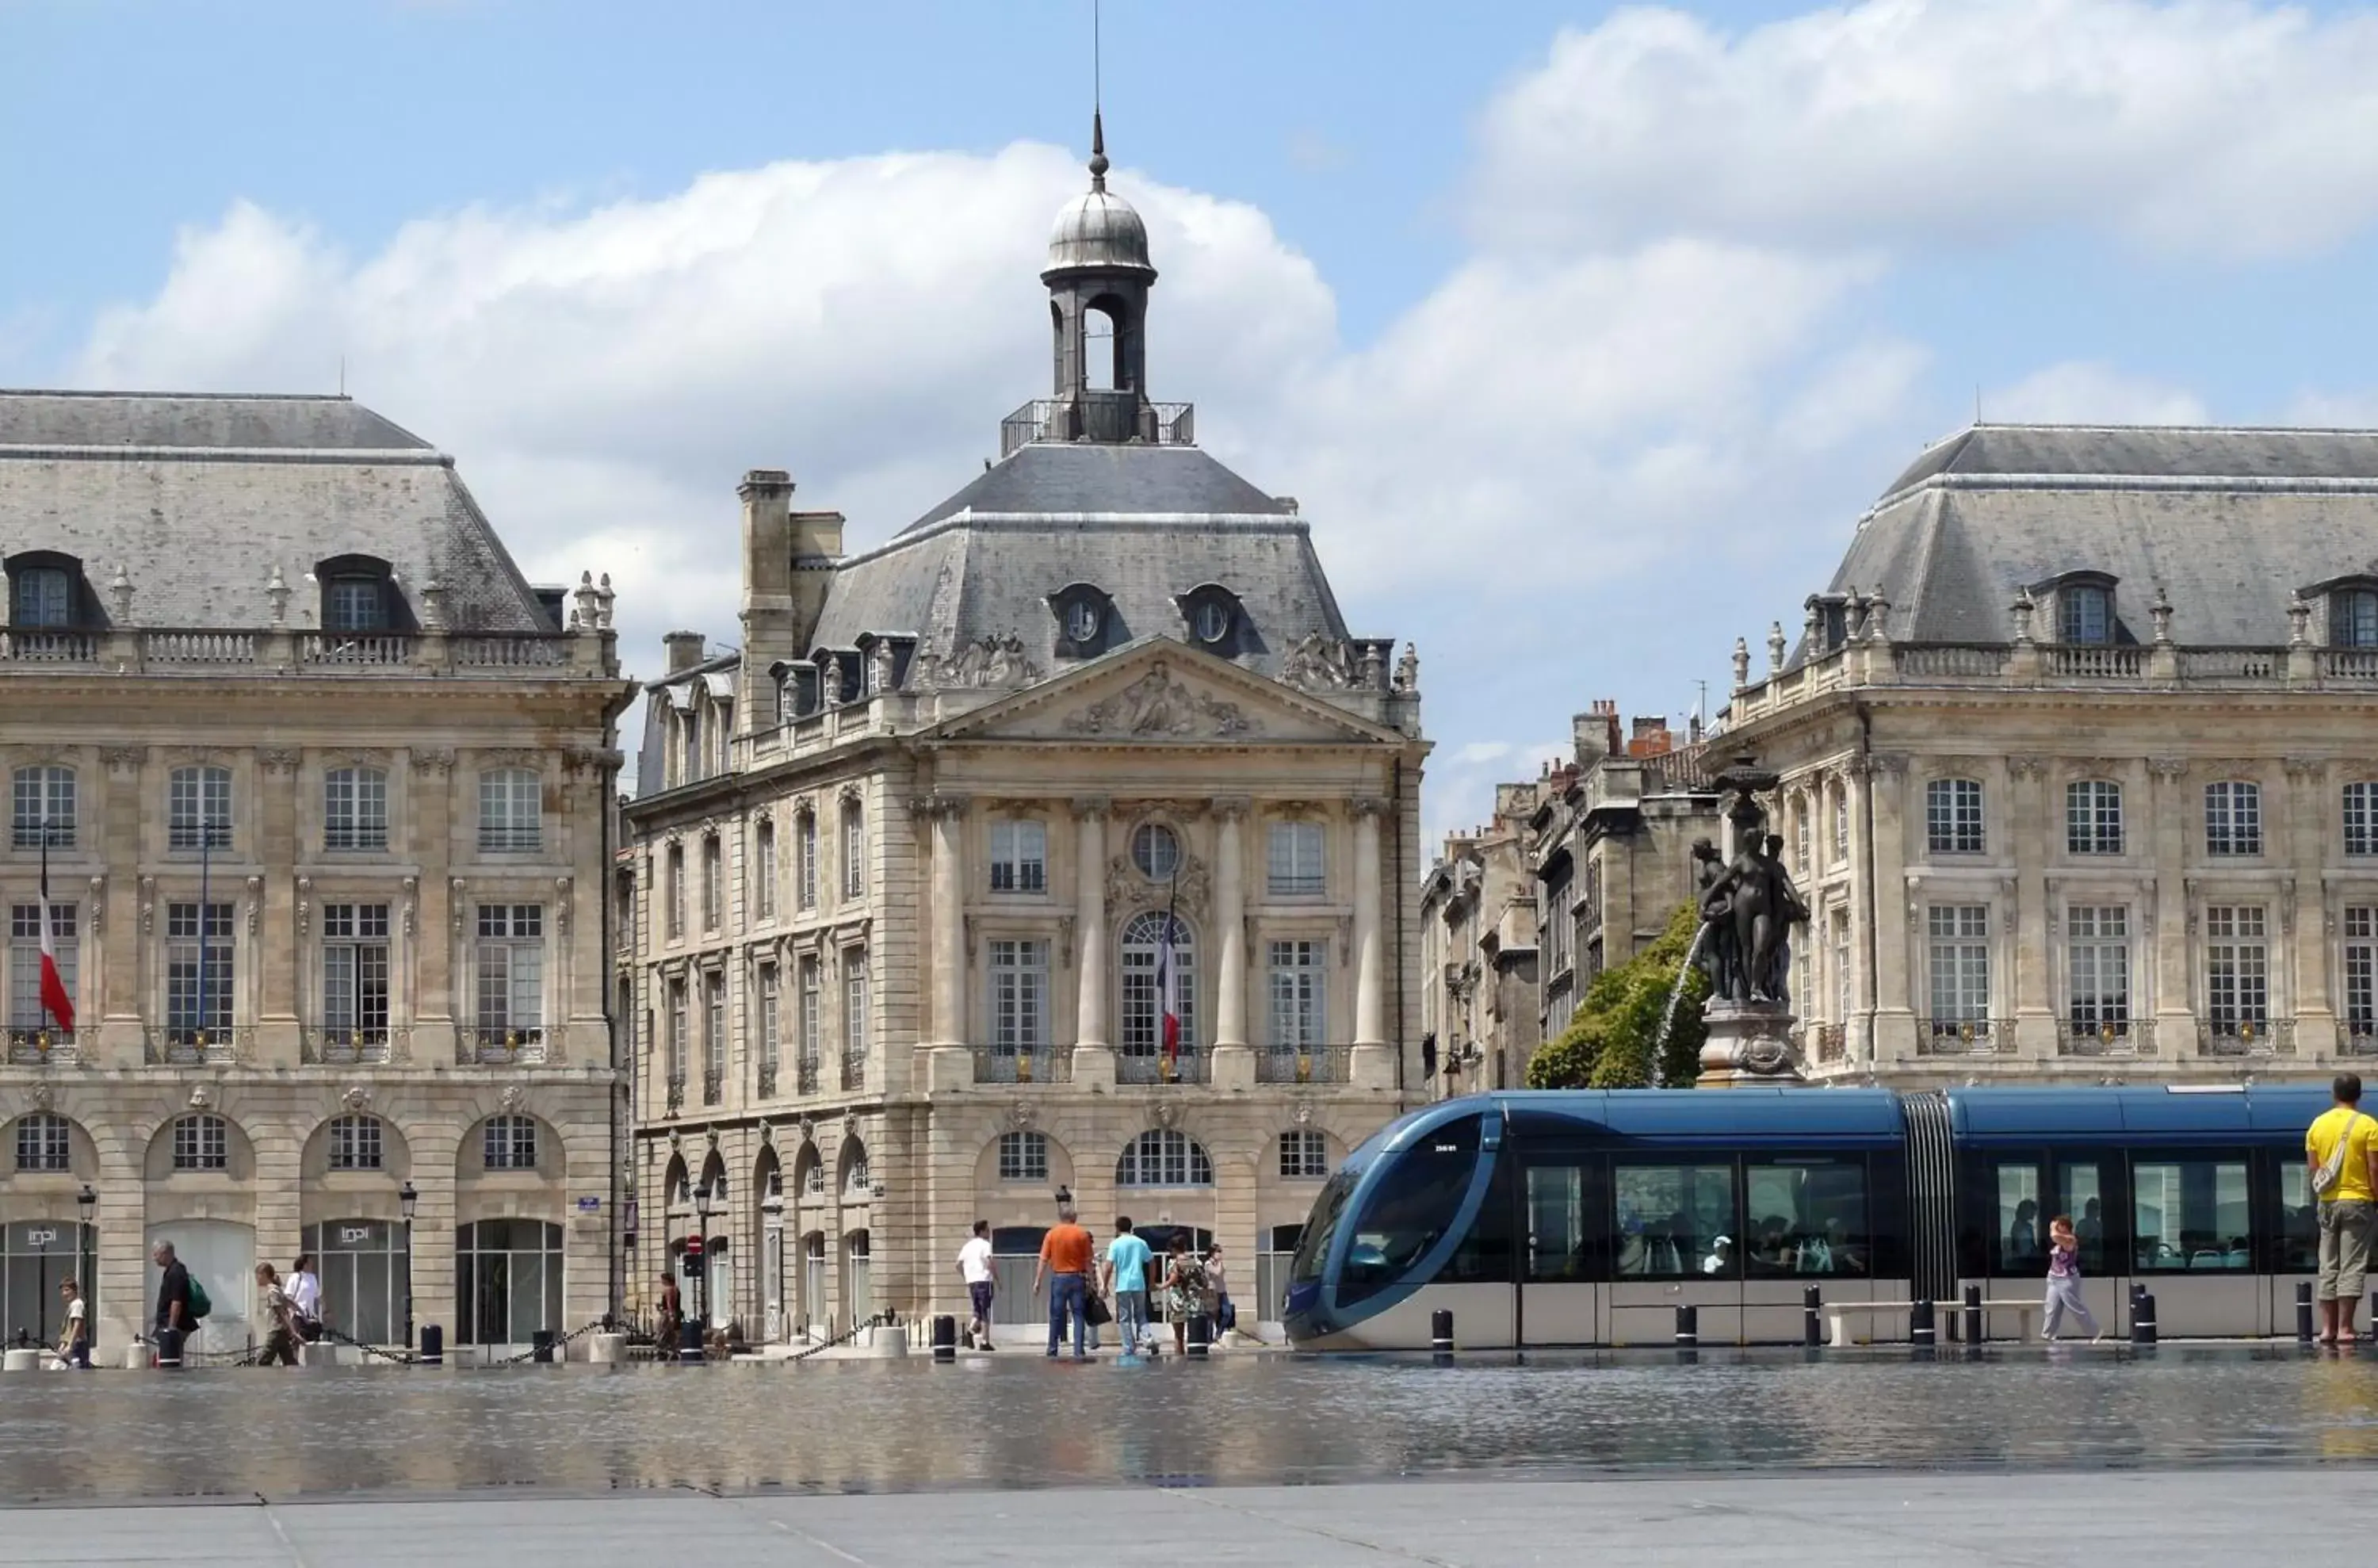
[1046,185,1153,277]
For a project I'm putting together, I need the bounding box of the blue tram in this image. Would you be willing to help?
[1282,1084,2334,1348]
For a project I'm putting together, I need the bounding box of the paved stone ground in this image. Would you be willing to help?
[1,1468,2351,1566]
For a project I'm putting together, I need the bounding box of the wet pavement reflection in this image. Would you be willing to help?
[7,1347,2378,1504]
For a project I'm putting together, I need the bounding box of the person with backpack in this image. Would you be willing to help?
[2307,1073,2378,1344]
[151,1240,207,1361]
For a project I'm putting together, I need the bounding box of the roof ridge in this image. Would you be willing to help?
[1971,419,2378,437]
[0,388,363,403]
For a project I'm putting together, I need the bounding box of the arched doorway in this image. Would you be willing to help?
[754,1145,783,1340]
[801,1231,827,1337]
[989,1224,1049,1329]
[455,1218,564,1346]
[1119,910,1196,1081]
[843,1230,872,1329]
[301,1218,410,1345]
[698,1152,732,1330]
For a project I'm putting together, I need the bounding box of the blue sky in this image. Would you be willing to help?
[7,0,2378,847]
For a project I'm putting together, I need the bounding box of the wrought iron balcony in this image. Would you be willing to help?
[2347,1028,2378,1057]
[459,1026,552,1065]
[1000,395,1195,456]
[1255,1046,1350,1084]
[797,1057,820,1095]
[702,1067,723,1106]
[6,1027,78,1066]
[1915,1018,2017,1056]
[1813,1023,1847,1063]
[1117,1050,1209,1085]
[146,1027,248,1065]
[301,1026,401,1065]
[840,1051,867,1092]
[2199,1019,2296,1057]
[972,1046,1073,1084]
[757,1061,778,1099]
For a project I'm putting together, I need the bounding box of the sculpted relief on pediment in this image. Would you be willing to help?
[1060,664,1260,740]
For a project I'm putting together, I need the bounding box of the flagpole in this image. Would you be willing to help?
[197,813,211,1058]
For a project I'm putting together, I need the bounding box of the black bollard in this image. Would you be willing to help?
[532,1329,556,1364]
[679,1318,705,1363]
[1963,1283,1984,1348]
[1430,1308,1455,1360]
[1675,1303,1699,1348]
[1187,1313,1211,1360]
[1803,1286,1822,1349]
[1910,1298,1936,1348]
[2299,1281,2317,1343]
[931,1314,958,1363]
[2131,1291,2158,1346]
[419,1324,443,1366]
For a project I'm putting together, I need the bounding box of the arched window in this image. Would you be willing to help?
[998,1130,1049,1183]
[167,765,232,851]
[173,1113,229,1172]
[802,1155,825,1198]
[797,809,819,909]
[14,1111,69,1172]
[315,555,400,633]
[478,768,541,854]
[753,818,777,920]
[1830,784,1848,865]
[2205,781,2263,857]
[2060,584,2112,644]
[324,766,389,852]
[1120,912,1195,1060]
[842,800,865,901]
[1924,778,1984,855]
[842,1142,871,1195]
[482,1114,537,1171]
[2337,590,2378,649]
[9,562,73,626]
[2067,780,2124,855]
[1117,1129,1214,1187]
[326,1113,384,1171]
[1131,822,1180,881]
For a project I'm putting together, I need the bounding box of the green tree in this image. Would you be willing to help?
[1526,902,1707,1089]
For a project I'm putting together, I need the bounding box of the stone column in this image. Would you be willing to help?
[413,749,457,1064]
[97,746,147,1067]
[2285,755,2337,1054]
[927,795,965,1054]
[2148,756,2194,1051]
[1867,754,1916,1062]
[1210,798,1252,1090]
[1351,798,1390,1087]
[2008,755,2055,1056]
[1072,797,1114,1087]
[1844,763,1878,1069]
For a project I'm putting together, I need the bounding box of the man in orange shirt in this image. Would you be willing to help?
[1034,1200,1095,1359]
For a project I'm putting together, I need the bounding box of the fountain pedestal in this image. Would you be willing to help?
[1696,1000,1806,1088]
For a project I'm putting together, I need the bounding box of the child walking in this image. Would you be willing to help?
[2043,1213,2102,1343]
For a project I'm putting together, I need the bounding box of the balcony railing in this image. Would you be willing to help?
[2,625,585,674]
[304,633,414,667]
[2347,1030,2378,1057]
[2043,645,2148,679]
[301,1026,401,1065]
[1255,1046,1351,1084]
[973,1046,1074,1084]
[840,1052,867,1092]
[1894,644,2010,679]
[2200,1019,2296,1057]
[146,1027,249,1065]
[797,1057,821,1095]
[757,1061,778,1099]
[2058,1018,2158,1057]
[665,1072,686,1114]
[459,1026,552,1065]
[143,629,256,665]
[6,1027,78,1066]
[702,1067,724,1105]
[1814,1023,1846,1064]
[1916,1018,2016,1056]
[1,629,99,662]
[1000,395,1195,456]
[1117,1050,1209,1085]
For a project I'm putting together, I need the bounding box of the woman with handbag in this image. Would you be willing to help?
[288,1252,324,1343]
[1162,1236,1207,1357]
[1204,1245,1235,1341]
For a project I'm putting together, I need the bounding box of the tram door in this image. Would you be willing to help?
[1516,1151,1602,1348]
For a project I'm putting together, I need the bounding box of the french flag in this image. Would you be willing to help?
[38,836,73,1034]
[1157,878,1181,1066]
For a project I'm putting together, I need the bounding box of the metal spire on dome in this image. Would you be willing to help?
[1088,0,1109,189]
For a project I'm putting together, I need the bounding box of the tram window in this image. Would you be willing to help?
[1743,1157,1870,1278]
[1992,1161,2045,1275]
[2056,1161,2111,1276]
[1525,1161,1592,1283]
[2276,1161,2318,1275]
[1288,1169,1359,1287]
[1338,1130,1484,1307]
[2132,1157,2251,1272]
[1436,1153,1514,1285]
[1615,1161,1737,1279]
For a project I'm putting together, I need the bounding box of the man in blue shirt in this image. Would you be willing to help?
[1102,1217,1156,1358]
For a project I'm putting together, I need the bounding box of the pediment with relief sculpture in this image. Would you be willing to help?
[925,641,1401,746]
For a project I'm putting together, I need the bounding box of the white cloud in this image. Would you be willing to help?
[1985,359,2211,424]
[2288,388,2378,427]
[1473,0,2378,260]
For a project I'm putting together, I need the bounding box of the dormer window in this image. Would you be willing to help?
[315,555,406,633]
[1048,583,1117,658]
[6,554,82,629]
[2060,585,2112,644]
[2336,589,2378,649]
[1174,583,1244,653]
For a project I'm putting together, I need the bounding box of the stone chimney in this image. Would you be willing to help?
[663,631,707,675]
[1573,701,1617,767]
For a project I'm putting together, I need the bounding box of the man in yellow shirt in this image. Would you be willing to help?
[2307,1073,2378,1344]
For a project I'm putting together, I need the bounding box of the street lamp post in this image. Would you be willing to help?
[75,1183,96,1353]
[760,1190,785,1344]
[398,1180,419,1351]
[693,1181,715,1339]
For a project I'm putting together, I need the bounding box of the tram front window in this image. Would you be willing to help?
[1338,1115,1482,1307]
[1288,1167,1361,1287]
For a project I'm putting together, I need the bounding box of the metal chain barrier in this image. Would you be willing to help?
[786,1311,892,1362]
[489,1318,612,1367]
[312,1323,419,1367]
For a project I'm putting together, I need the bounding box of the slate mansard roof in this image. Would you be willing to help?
[0,390,558,632]
[1824,423,2378,648]
[808,441,1349,675]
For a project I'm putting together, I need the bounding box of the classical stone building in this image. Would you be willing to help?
[1418,786,1539,1099]
[1722,423,2378,1085]
[1527,705,1720,1045]
[623,129,1428,1341]
[0,392,631,1356]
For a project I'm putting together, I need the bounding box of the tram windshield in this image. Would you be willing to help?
[1288,1167,1360,1288]
[1337,1115,1483,1307]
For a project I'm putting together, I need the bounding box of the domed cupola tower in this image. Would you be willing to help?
[1042,112,1161,443]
